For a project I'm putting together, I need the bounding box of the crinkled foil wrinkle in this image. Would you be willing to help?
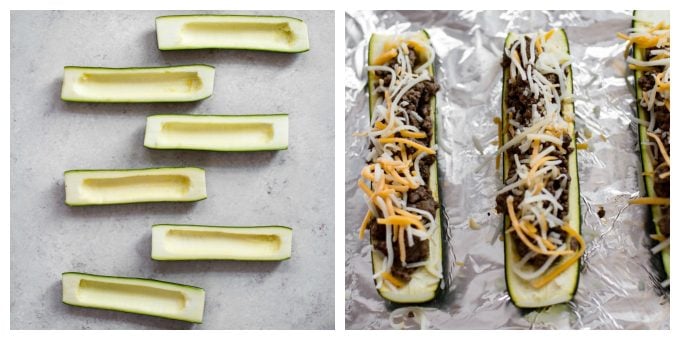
[345,10,669,330]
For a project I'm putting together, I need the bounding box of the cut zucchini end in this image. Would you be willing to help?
[505,238,579,308]
[60,65,215,103]
[378,291,436,304]
[61,272,205,323]
[151,224,293,261]
[64,167,207,206]
[371,245,442,305]
[144,114,289,152]
[156,15,310,53]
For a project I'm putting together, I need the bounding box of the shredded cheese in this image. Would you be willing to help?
[382,272,405,288]
[629,197,670,205]
[372,49,398,66]
[359,210,372,240]
[378,137,436,155]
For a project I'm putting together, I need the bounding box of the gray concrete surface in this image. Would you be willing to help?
[10,10,334,330]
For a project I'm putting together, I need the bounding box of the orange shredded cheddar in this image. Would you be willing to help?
[378,137,435,155]
[377,216,426,231]
[359,210,373,240]
[544,28,555,42]
[530,224,585,288]
[381,272,405,288]
[395,208,422,220]
[357,179,373,197]
[399,130,427,139]
[372,48,398,66]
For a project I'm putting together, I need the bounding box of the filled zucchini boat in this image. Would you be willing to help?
[618,10,670,287]
[62,272,205,323]
[152,224,293,261]
[64,167,207,206]
[357,30,443,304]
[144,114,289,151]
[61,64,215,103]
[156,15,309,53]
[497,29,585,308]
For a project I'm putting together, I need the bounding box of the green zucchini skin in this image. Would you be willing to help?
[631,10,671,281]
[144,114,289,152]
[63,166,206,174]
[500,29,582,308]
[62,271,205,290]
[155,15,310,53]
[63,64,215,71]
[147,113,288,118]
[64,197,208,207]
[61,65,215,103]
[63,167,207,206]
[61,272,205,323]
[151,223,292,230]
[366,30,444,304]
[151,224,293,261]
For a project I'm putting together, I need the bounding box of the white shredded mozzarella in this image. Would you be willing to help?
[626,56,669,67]
[651,238,670,254]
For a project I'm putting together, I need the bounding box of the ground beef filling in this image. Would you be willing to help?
[368,47,440,283]
[638,65,670,238]
[497,41,574,268]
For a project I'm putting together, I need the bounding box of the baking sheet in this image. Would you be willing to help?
[345,10,669,329]
[10,10,334,329]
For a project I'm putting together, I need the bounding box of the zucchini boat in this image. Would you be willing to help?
[64,167,207,206]
[61,65,215,103]
[152,224,293,261]
[62,272,205,323]
[156,15,309,53]
[619,10,670,286]
[497,29,584,308]
[357,30,443,304]
[144,114,289,151]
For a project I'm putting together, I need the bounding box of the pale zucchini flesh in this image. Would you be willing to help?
[632,10,671,279]
[367,30,443,304]
[501,30,582,308]
[64,167,207,206]
[61,65,215,103]
[152,224,293,261]
[144,114,289,151]
[62,272,205,323]
[156,15,309,53]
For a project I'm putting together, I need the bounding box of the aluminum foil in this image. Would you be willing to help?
[345,10,670,330]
